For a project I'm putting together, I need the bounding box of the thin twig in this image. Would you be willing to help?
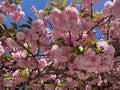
[87,16,112,34]
[0,24,39,65]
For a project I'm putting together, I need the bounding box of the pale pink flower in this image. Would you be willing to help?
[55,86,67,90]
[112,0,120,18]
[97,41,115,55]
[66,77,78,88]
[98,54,114,72]
[0,44,5,56]
[0,13,6,24]
[16,32,25,40]
[51,44,59,51]
[12,70,20,78]
[65,6,79,25]
[38,58,47,71]
[32,19,44,29]
[31,5,38,15]
[103,1,113,16]
[76,71,89,80]
[85,85,91,90]
[12,50,27,59]
[4,80,14,87]
[45,84,54,90]
[9,10,25,22]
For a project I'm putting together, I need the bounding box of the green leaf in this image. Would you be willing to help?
[4,87,10,90]
[4,73,14,80]
[11,23,17,30]
[20,68,29,78]
[8,0,13,4]
[57,38,66,47]
[71,46,80,56]
[5,55,13,61]
[94,48,104,54]
[72,0,76,3]
[27,16,33,25]
[44,3,52,14]
[71,45,85,56]
[78,0,82,2]
[27,53,32,57]
[59,0,67,8]
[2,24,8,30]
[58,80,66,86]
[85,39,98,45]
[4,28,15,34]
[50,1,59,7]
[49,42,56,47]
[92,10,103,21]
[8,29,15,34]
[0,30,3,38]
[15,0,22,5]
[45,2,49,9]
[57,38,65,41]
[2,24,15,34]
[19,24,31,29]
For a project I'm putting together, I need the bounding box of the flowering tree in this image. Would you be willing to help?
[0,0,120,89]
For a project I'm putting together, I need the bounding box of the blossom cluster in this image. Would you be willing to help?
[0,0,25,22]
[0,0,120,90]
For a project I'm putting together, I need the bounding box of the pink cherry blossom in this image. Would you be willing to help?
[103,1,113,16]
[0,42,5,56]
[38,58,47,71]
[16,32,25,40]
[0,0,120,89]
[97,41,115,55]
[112,0,120,18]
[85,85,91,90]
[66,77,78,88]
[0,13,6,24]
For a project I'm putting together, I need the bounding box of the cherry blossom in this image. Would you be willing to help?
[0,0,120,89]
